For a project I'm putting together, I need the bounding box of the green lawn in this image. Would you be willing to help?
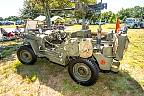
[66,24,117,32]
[0,25,24,28]
[0,25,144,96]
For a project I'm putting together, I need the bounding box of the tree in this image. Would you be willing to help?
[117,8,132,20]
[4,16,20,21]
[34,0,51,27]
[117,6,144,20]
[21,0,41,19]
[21,0,74,27]
[99,11,116,23]
[21,0,96,23]
[21,0,97,29]
[75,0,96,18]
[132,6,144,18]
[0,17,3,21]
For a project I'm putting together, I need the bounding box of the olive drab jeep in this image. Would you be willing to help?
[17,0,129,86]
[17,20,129,86]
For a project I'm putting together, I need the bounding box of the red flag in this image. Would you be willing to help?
[116,18,121,33]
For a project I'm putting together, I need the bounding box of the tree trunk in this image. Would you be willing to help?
[45,2,51,28]
[82,16,86,30]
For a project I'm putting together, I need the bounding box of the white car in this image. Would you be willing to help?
[125,18,143,29]
[140,21,144,28]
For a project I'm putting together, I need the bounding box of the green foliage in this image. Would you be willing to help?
[101,11,116,23]
[4,16,20,21]
[21,0,96,19]
[0,16,20,21]
[100,6,144,22]
[117,6,144,20]
[21,0,42,19]
[0,17,3,21]
[21,0,144,23]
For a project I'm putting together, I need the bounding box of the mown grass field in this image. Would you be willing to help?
[0,24,144,96]
[0,25,24,28]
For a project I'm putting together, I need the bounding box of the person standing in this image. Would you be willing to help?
[115,18,121,33]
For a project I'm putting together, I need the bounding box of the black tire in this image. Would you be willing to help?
[17,45,37,65]
[68,58,99,86]
[133,24,137,29]
[140,23,143,28]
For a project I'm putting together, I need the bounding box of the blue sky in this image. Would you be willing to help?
[0,0,143,18]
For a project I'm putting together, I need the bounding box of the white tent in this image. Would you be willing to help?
[51,16,64,21]
[34,15,46,21]
[34,15,64,22]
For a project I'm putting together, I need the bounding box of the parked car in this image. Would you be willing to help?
[3,21,14,25]
[15,20,25,25]
[125,18,144,29]
[77,19,83,24]
[101,20,106,25]
[140,20,144,28]
[0,21,2,25]
[95,20,106,25]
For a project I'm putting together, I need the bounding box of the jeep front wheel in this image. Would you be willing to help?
[17,45,37,65]
[68,58,99,86]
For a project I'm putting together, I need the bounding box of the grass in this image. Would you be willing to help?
[122,29,144,68]
[0,25,24,28]
[0,25,144,96]
[0,39,21,58]
[66,24,117,33]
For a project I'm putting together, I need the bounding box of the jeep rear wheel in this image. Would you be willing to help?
[17,45,37,65]
[68,58,99,86]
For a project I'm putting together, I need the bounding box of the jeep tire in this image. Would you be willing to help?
[68,58,99,86]
[17,45,37,65]
[133,24,138,29]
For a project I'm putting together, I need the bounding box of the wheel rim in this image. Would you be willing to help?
[73,63,91,81]
[20,50,32,63]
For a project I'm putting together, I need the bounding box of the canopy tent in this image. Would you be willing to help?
[34,15,64,22]
[34,15,46,21]
[51,16,64,22]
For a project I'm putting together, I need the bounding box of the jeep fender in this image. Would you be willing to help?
[23,39,40,56]
[93,52,112,70]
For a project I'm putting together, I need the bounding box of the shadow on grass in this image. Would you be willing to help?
[0,46,16,59]
[0,40,21,59]
[16,58,144,96]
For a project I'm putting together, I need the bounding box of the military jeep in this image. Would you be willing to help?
[17,20,129,86]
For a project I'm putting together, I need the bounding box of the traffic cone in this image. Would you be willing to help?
[115,18,121,33]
